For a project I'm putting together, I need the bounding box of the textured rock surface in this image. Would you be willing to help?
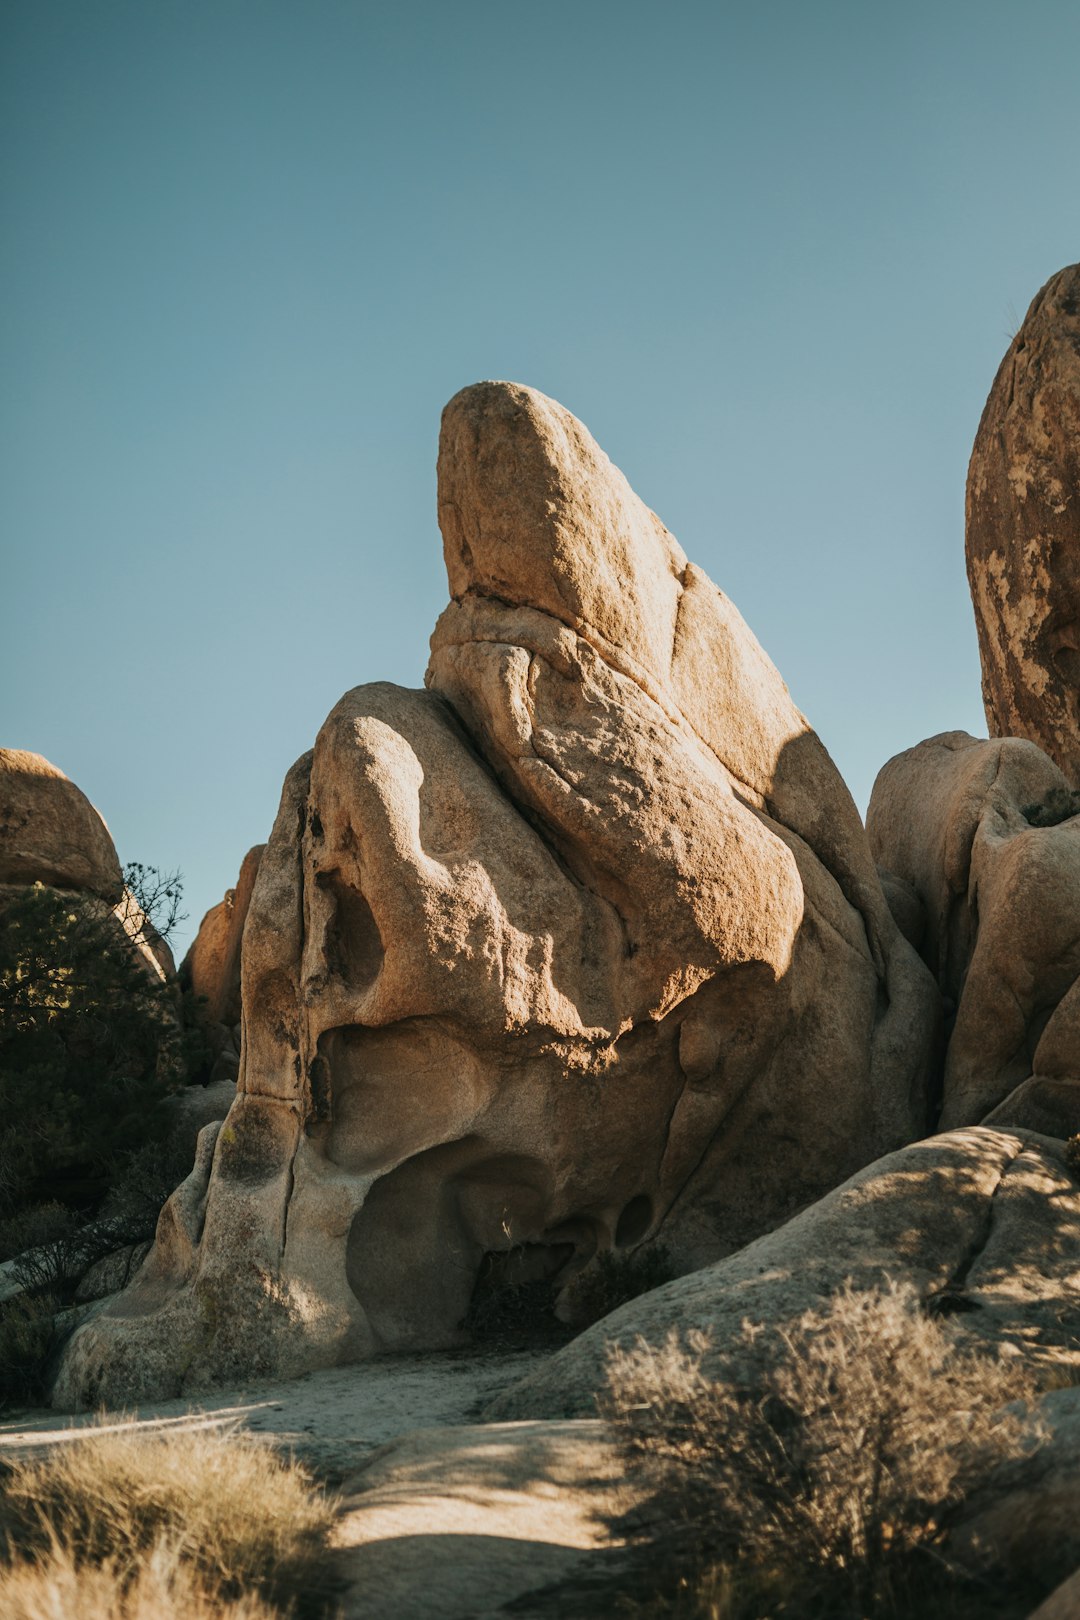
[180,844,265,1028]
[967,263,1080,782]
[0,748,173,986]
[489,1127,1080,1421]
[952,1385,1080,1604]
[53,382,938,1405]
[0,749,122,897]
[1026,1566,1080,1620]
[868,731,1080,1133]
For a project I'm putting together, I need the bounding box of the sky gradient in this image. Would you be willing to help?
[3,1,1079,950]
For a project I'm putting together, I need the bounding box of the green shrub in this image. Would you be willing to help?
[601,1282,1045,1620]
[0,879,187,1218]
[463,1249,576,1350]
[0,1201,79,1264]
[0,1291,62,1409]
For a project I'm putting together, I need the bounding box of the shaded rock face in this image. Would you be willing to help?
[967,263,1080,783]
[53,382,938,1406]
[179,844,264,1087]
[180,845,265,1030]
[488,1126,1080,1422]
[868,731,1080,1136]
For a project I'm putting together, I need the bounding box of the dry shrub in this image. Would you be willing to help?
[601,1281,1045,1619]
[0,1537,281,1619]
[0,1421,338,1617]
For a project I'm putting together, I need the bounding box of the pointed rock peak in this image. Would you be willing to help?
[438,381,687,691]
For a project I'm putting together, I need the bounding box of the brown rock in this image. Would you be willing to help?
[53,382,938,1405]
[868,731,1080,1131]
[488,1127,1080,1422]
[180,844,265,1027]
[1024,1566,1080,1620]
[967,264,1080,782]
[0,749,122,898]
[951,1386,1080,1602]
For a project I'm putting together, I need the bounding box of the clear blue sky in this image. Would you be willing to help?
[3,1,1078,952]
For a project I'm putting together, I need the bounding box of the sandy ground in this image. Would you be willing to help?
[0,1345,639,1617]
[330,1417,633,1619]
[0,1346,555,1484]
[0,1346,635,1617]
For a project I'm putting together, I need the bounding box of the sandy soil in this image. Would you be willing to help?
[0,1346,554,1484]
[0,1339,641,1616]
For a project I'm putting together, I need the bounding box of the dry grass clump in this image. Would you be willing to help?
[0,1420,338,1618]
[601,1281,1045,1620]
[0,1539,281,1620]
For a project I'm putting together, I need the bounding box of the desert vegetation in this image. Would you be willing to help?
[0,867,189,1217]
[600,1282,1048,1620]
[0,1421,338,1619]
[0,866,207,1406]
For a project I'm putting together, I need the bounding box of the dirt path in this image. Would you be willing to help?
[0,1347,637,1616]
[0,1346,552,1484]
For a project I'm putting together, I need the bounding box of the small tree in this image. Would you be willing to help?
[0,868,189,1220]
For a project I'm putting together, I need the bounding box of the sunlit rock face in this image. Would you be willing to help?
[53,383,938,1405]
[869,730,1080,1135]
[0,748,173,980]
[967,263,1080,783]
[0,749,123,899]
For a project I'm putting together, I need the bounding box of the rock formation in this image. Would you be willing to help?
[53,382,939,1406]
[967,263,1080,782]
[488,1125,1080,1420]
[179,844,265,1082]
[868,731,1080,1136]
[0,747,173,981]
[181,845,265,1029]
[0,749,123,899]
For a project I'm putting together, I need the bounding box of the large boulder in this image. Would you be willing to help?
[868,731,1080,1134]
[52,382,938,1406]
[967,263,1080,783]
[0,749,172,981]
[0,749,122,898]
[488,1126,1080,1421]
[180,844,265,1029]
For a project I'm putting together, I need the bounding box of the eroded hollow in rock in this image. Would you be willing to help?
[313,872,384,991]
[344,1140,571,1349]
[463,1240,578,1346]
[614,1194,653,1247]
